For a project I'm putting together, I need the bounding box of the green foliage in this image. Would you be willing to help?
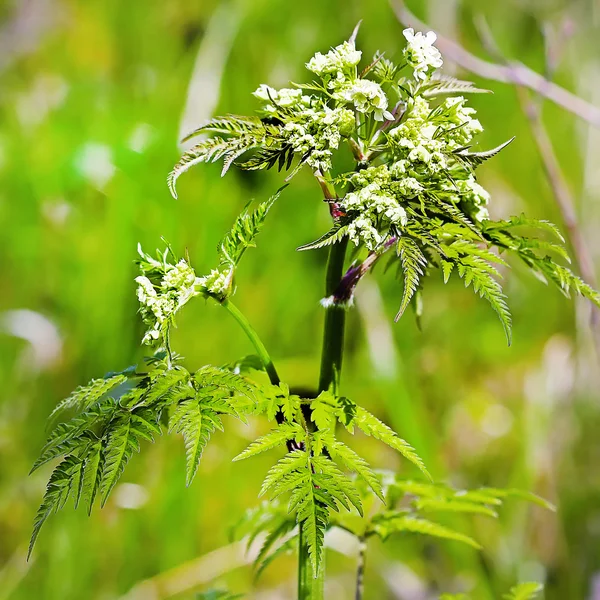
[48,374,127,422]
[454,137,516,169]
[353,405,430,479]
[28,20,595,600]
[229,500,297,579]
[218,189,283,270]
[168,118,280,197]
[395,235,427,321]
[297,219,352,252]
[322,437,384,501]
[29,358,253,556]
[370,513,481,548]
[439,581,543,600]
[99,407,162,506]
[504,582,544,600]
[169,399,222,486]
[422,74,491,97]
[233,423,304,461]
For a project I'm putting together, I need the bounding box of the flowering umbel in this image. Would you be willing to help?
[163,26,600,345]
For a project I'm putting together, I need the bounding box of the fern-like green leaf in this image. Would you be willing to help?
[370,514,481,549]
[136,367,191,408]
[168,136,264,198]
[395,235,427,321]
[169,399,222,486]
[453,255,512,344]
[483,214,565,242]
[32,399,118,473]
[99,408,161,506]
[181,115,265,142]
[238,143,296,173]
[355,407,430,480]
[218,186,287,272]
[323,437,384,501]
[297,219,351,251]
[194,365,256,398]
[288,470,329,572]
[232,423,304,462]
[312,455,363,515]
[80,441,103,515]
[503,582,543,600]
[48,374,126,422]
[253,518,297,576]
[528,257,600,308]
[423,74,491,97]
[415,497,498,518]
[29,454,83,558]
[259,450,307,497]
[310,393,337,431]
[475,487,556,511]
[453,137,514,169]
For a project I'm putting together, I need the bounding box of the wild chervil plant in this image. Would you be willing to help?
[31,24,599,599]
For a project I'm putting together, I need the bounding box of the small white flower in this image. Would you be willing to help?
[253,84,277,102]
[396,177,423,197]
[135,276,157,305]
[408,144,432,164]
[163,260,196,289]
[306,41,362,76]
[403,28,443,81]
[198,268,232,297]
[337,79,392,121]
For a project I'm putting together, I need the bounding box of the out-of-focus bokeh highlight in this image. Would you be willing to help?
[1,0,600,598]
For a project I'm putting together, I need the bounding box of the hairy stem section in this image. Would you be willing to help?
[221,299,280,385]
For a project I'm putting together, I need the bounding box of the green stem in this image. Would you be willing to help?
[220,299,280,386]
[318,237,349,394]
[298,176,350,600]
[298,525,325,600]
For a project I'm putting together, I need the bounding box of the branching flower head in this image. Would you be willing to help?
[169,25,600,345]
[136,245,207,345]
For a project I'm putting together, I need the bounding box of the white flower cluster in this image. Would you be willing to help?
[433,96,483,148]
[306,41,362,76]
[136,258,203,344]
[388,96,448,173]
[402,28,443,81]
[444,175,491,221]
[197,267,233,298]
[253,82,355,172]
[385,93,488,222]
[340,166,409,249]
[388,94,481,170]
[253,85,311,114]
[306,40,392,122]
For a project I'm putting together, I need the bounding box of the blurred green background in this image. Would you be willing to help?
[1,0,600,598]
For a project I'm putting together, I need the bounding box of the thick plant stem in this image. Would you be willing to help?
[318,237,349,394]
[221,299,280,385]
[297,237,349,600]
